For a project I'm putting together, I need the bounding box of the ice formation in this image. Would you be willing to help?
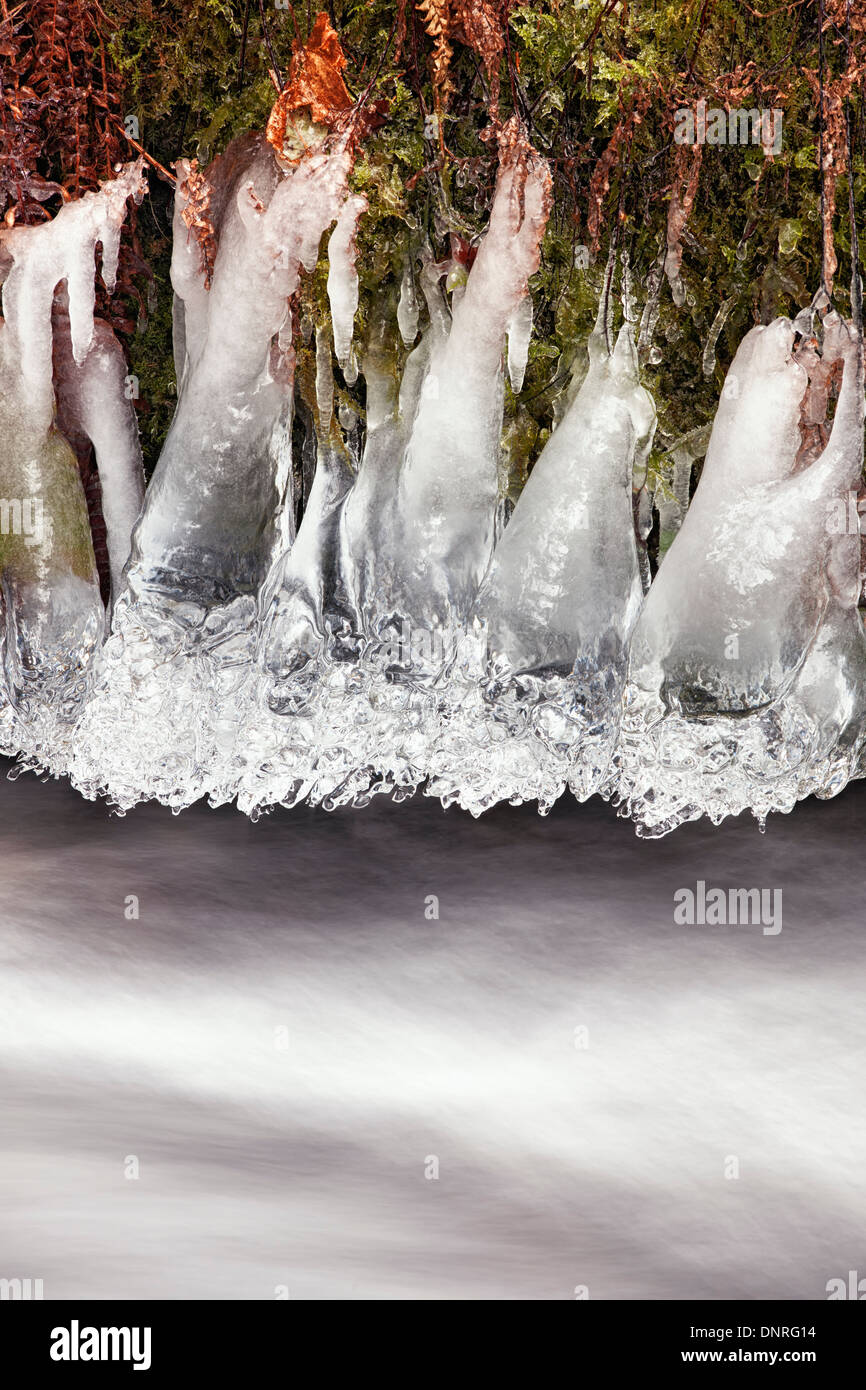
[70,128,360,807]
[426,302,656,814]
[327,194,367,369]
[619,310,866,835]
[506,295,533,394]
[397,259,420,347]
[3,97,865,838]
[230,121,557,816]
[0,162,146,760]
[53,303,146,602]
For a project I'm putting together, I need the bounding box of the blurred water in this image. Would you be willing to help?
[0,765,864,1300]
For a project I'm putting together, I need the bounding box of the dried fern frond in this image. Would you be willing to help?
[417,0,455,109]
[176,158,218,290]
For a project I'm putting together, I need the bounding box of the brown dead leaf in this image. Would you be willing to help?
[266,12,353,157]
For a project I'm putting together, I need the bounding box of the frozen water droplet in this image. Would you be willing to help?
[343,347,358,386]
[506,295,533,394]
[327,193,366,368]
[702,297,734,378]
[315,325,334,433]
[397,259,420,346]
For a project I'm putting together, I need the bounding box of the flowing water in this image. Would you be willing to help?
[1,764,864,1300]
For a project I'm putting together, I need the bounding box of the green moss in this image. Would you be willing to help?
[0,430,97,583]
[101,0,864,491]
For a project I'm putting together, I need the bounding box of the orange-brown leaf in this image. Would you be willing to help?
[267,11,353,153]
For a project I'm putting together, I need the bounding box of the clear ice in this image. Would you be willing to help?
[0,162,146,764]
[2,114,865,837]
[619,312,866,835]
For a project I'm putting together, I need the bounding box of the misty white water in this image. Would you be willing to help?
[1,766,864,1299]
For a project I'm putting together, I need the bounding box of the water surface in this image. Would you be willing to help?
[1,765,863,1299]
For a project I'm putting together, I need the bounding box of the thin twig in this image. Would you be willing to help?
[845,0,862,334]
[818,0,828,295]
[258,0,283,89]
[111,117,177,185]
[237,0,252,94]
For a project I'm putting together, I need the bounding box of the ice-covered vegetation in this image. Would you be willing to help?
[0,4,864,835]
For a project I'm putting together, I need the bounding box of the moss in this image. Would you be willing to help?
[0,430,97,583]
[129,238,178,474]
[100,0,864,488]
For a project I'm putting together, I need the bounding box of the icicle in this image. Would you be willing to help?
[397,258,420,346]
[268,400,296,554]
[663,149,701,311]
[418,251,452,350]
[326,193,367,368]
[630,314,853,719]
[171,159,210,379]
[656,455,691,560]
[127,131,356,603]
[635,485,653,594]
[599,240,617,354]
[621,248,636,326]
[702,297,734,378]
[637,241,667,365]
[621,309,866,837]
[259,441,357,682]
[315,324,334,434]
[0,163,145,763]
[380,120,552,632]
[654,424,710,561]
[0,161,146,430]
[506,295,533,393]
[343,346,359,385]
[53,309,146,604]
[474,307,655,684]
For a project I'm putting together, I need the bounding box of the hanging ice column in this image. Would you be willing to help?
[0,162,146,761]
[259,241,478,693]
[234,124,552,815]
[426,298,656,815]
[476,311,654,683]
[52,297,146,604]
[68,119,365,809]
[341,119,553,653]
[619,310,866,836]
[243,313,442,813]
[257,204,367,692]
[126,132,356,607]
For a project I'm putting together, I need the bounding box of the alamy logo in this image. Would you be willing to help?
[674,99,783,155]
[381,620,449,667]
[826,492,864,535]
[0,497,44,545]
[0,1277,43,1300]
[50,1320,152,1371]
[826,1270,866,1300]
[674,880,782,935]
